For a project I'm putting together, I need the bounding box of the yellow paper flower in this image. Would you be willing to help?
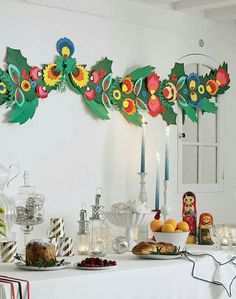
[0,82,7,94]
[43,64,62,87]
[21,80,31,92]
[113,89,121,100]
[71,66,89,88]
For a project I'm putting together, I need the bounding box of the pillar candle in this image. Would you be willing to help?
[165,127,169,181]
[155,152,160,210]
[140,117,146,173]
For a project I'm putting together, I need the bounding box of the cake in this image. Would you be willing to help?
[132,241,177,255]
[26,239,56,266]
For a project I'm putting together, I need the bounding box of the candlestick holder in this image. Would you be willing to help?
[161,180,171,222]
[138,172,147,204]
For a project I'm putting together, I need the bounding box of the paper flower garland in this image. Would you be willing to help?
[0,37,230,126]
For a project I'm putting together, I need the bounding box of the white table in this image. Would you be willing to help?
[0,247,236,299]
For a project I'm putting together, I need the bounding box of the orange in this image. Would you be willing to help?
[165,219,177,229]
[150,219,163,232]
[161,223,175,232]
[175,229,183,232]
[177,221,190,232]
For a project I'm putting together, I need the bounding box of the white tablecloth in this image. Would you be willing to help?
[1,246,236,299]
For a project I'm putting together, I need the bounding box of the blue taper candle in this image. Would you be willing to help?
[165,127,169,181]
[155,152,160,210]
[140,118,146,173]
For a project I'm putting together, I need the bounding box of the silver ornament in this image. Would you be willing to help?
[112,236,129,254]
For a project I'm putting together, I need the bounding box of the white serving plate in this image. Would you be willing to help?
[136,254,182,260]
[74,263,117,270]
[15,261,70,271]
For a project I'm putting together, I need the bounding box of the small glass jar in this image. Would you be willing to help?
[90,190,108,257]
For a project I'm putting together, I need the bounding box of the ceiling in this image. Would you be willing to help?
[130,0,236,25]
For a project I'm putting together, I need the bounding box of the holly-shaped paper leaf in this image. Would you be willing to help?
[92,57,113,75]
[201,98,217,113]
[8,98,39,124]
[161,106,177,125]
[6,48,31,72]
[128,66,155,81]
[169,63,185,81]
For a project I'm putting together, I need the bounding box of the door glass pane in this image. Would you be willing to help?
[182,114,198,142]
[182,146,198,184]
[199,146,217,183]
[199,98,217,143]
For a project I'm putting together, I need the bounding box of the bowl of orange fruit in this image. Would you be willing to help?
[150,218,189,250]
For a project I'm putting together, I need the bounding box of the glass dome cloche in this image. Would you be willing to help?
[15,170,45,240]
[0,163,19,239]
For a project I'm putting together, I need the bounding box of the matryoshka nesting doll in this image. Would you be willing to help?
[198,213,214,245]
[182,191,197,244]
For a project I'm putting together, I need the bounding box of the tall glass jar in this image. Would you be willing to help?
[90,190,108,257]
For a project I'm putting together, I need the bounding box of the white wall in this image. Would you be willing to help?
[0,0,236,246]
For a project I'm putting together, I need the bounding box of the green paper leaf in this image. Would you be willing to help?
[8,64,20,85]
[8,98,39,124]
[120,109,143,126]
[92,57,113,74]
[64,57,77,73]
[176,76,186,91]
[134,78,143,96]
[178,98,197,123]
[6,48,31,71]
[169,63,186,80]
[65,73,83,95]
[102,92,112,109]
[201,98,217,113]
[14,88,25,107]
[161,106,177,125]
[102,73,112,91]
[83,96,109,120]
[128,66,155,81]
[136,98,147,111]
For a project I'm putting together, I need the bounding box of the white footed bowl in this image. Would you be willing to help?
[153,231,189,250]
[105,212,155,228]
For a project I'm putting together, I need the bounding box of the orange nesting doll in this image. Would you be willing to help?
[182,191,197,244]
[198,213,214,245]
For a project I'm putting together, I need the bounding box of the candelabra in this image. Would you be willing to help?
[138,172,147,204]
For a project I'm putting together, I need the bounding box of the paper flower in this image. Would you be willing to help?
[147,72,160,94]
[187,73,200,90]
[56,37,75,58]
[43,64,62,87]
[187,73,201,108]
[122,77,134,94]
[84,87,96,100]
[0,82,7,94]
[122,98,136,115]
[36,86,48,99]
[216,68,230,87]
[90,70,101,85]
[30,66,41,81]
[206,79,219,96]
[113,89,121,100]
[71,66,89,88]
[21,70,30,81]
[20,80,31,92]
[147,95,165,117]
[162,82,177,102]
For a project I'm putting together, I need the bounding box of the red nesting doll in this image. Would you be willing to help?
[182,191,197,244]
